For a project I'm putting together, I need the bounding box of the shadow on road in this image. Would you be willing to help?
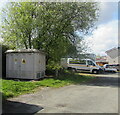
[55,71,119,88]
[81,76,119,87]
[2,100,43,114]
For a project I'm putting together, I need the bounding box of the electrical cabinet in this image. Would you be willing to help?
[6,49,45,79]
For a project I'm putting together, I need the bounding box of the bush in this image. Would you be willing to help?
[46,61,62,76]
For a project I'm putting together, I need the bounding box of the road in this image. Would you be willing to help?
[3,73,119,114]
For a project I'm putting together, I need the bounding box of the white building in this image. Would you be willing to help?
[105,47,120,64]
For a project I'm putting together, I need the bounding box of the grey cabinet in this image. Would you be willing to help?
[6,49,46,79]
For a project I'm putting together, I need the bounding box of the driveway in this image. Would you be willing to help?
[3,73,119,114]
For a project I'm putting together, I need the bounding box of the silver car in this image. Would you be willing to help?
[103,64,117,73]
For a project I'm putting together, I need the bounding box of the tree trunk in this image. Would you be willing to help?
[28,34,31,49]
[24,41,28,49]
[55,69,58,77]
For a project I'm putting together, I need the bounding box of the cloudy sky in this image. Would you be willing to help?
[0,1,119,56]
[85,2,118,56]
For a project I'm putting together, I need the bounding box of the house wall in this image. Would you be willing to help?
[107,56,119,64]
[106,47,120,64]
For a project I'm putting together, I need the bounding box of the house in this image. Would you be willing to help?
[95,56,108,66]
[105,47,120,64]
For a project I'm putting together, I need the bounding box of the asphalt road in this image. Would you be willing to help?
[3,73,119,114]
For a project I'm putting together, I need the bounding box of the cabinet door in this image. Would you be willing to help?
[18,54,21,78]
[6,54,13,78]
[13,54,21,78]
[20,53,34,79]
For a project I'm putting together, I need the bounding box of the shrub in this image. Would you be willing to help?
[46,61,62,76]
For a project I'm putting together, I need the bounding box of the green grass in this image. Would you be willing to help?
[1,71,95,99]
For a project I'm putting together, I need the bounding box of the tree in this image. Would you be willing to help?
[1,2,99,63]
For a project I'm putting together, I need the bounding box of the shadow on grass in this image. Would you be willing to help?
[53,72,94,84]
[2,100,43,114]
[53,71,119,88]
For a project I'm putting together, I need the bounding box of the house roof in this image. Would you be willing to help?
[105,47,117,53]
[105,47,120,58]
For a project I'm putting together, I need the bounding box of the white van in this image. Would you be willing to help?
[61,58,104,74]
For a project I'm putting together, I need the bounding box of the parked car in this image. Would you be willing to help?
[103,64,118,73]
[108,64,120,71]
[61,58,104,74]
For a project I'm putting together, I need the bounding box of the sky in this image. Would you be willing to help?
[0,1,119,56]
[84,2,118,56]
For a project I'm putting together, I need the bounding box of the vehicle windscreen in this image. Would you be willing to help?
[87,60,96,66]
[106,65,115,68]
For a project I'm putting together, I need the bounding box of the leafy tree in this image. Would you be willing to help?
[1,2,99,64]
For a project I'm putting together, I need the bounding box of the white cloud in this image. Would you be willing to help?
[85,20,118,56]
[97,2,118,24]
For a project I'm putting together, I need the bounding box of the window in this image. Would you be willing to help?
[87,60,95,66]
[108,65,115,68]
[105,65,113,68]
[106,65,109,68]
[69,59,86,65]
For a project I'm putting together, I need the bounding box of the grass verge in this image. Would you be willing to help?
[1,71,95,99]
